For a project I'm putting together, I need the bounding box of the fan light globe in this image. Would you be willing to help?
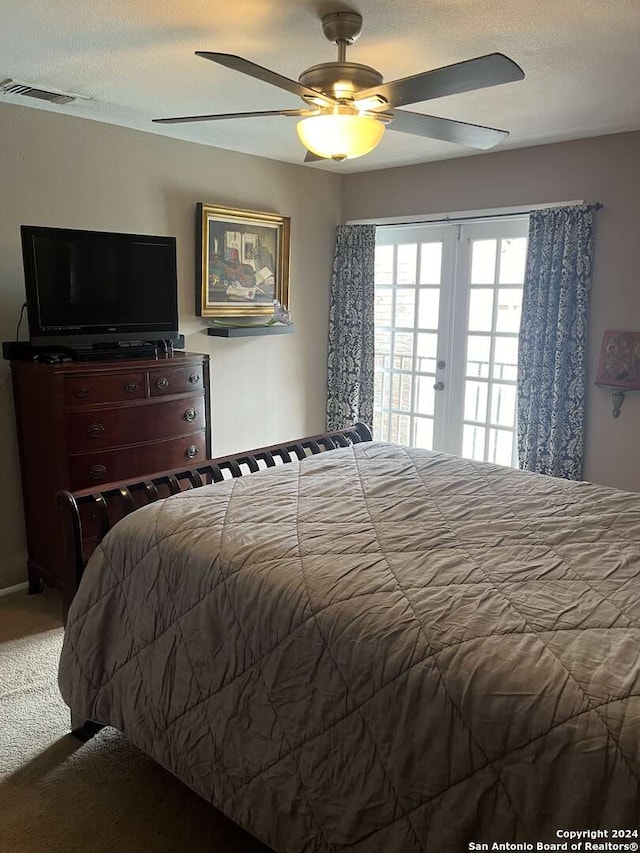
[297,114,385,161]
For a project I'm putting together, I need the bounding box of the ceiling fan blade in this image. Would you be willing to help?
[356,53,524,109]
[196,52,337,107]
[389,109,509,149]
[304,150,325,163]
[153,109,309,125]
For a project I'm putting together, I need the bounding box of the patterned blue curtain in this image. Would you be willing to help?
[517,205,596,479]
[326,224,376,431]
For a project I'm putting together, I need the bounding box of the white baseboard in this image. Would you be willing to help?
[0,581,29,597]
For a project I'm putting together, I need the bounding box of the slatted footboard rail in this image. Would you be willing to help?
[56,423,372,604]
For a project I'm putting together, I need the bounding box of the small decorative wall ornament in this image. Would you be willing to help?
[595,329,640,418]
[273,299,293,325]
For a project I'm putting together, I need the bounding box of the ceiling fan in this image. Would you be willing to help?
[153,10,525,163]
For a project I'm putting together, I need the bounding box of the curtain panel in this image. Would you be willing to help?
[326,224,376,431]
[517,204,596,480]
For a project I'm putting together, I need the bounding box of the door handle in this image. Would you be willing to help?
[433,381,445,391]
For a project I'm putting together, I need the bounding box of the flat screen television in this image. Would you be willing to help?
[21,225,179,349]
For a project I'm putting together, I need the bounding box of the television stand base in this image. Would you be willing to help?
[2,336,184,362]
[72,342,159,361]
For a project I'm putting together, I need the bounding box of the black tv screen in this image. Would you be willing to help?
[21,225,179,347]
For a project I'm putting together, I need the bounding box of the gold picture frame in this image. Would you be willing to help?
[196,203,290,318]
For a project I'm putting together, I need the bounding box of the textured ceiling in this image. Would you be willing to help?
[1,0,640,173]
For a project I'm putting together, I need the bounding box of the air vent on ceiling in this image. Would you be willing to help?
[0,78,89,105]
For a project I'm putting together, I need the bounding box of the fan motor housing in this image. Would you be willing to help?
[299,62,383,101]
[321,11,363,45]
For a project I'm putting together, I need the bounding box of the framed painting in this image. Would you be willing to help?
[595,329,640,388]
[196,203,290,318]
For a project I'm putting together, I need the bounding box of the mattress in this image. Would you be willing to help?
[58,441,640,851]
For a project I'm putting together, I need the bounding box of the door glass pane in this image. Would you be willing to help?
[397,244,417,284]
[490,383,517,427]
[378,412,389,441]
[419,242,442,284]
[374,288,392,326]
[493,337,518,381]
[416,376,435,416]
[496,289,522,333]
[393,332,413,369]
[372,409,383,439]
[466,335,491,378]
[468,289,494,332]
[375,328,391,369]
[464,380,488,422]
[416,332,438,373]
[394,288,415,328]
[488,429,515,467]
[463,425,486,461]
[390,413,411,445]
[471,240,497,284]
[382,372,391,406]
[414,416,434,450]
[418,289,440,330]
[374,372,384,404]
[392,374,413,412]
[375,245,394,284]
[499,238,527,284]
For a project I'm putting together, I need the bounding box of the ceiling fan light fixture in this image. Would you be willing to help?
[157,12,525,159]
[296,113,385,161]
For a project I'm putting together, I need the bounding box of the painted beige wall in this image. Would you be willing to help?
[0,102,341,590]
[343,131,640,493]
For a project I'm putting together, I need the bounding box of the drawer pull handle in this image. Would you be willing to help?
[87,422,106,438]
[185,445,199,460]
[74,387,90,398]
[183,408,197,422]
[156,376,169,390]
[124,382,139,393]
[89,464,107,481]
[189,373,200,384]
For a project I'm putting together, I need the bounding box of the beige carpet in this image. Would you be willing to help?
[0,589,271,853]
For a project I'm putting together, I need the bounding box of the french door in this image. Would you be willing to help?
[373,217,529,467]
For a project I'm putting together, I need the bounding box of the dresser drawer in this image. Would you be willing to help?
[66,394,206,452]
[65,372,147,406]
[69,431,207,490]
[149,365,204,397]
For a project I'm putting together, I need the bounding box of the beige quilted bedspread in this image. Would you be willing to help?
[59,442,640,851]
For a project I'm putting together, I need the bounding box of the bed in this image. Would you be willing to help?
[57,425,640,852]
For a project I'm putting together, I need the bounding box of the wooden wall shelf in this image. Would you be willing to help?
[206,324,295,338]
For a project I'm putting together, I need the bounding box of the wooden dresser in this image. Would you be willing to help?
[11,351,210,610]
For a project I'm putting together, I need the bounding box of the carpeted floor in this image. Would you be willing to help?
[0,588,271,853]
